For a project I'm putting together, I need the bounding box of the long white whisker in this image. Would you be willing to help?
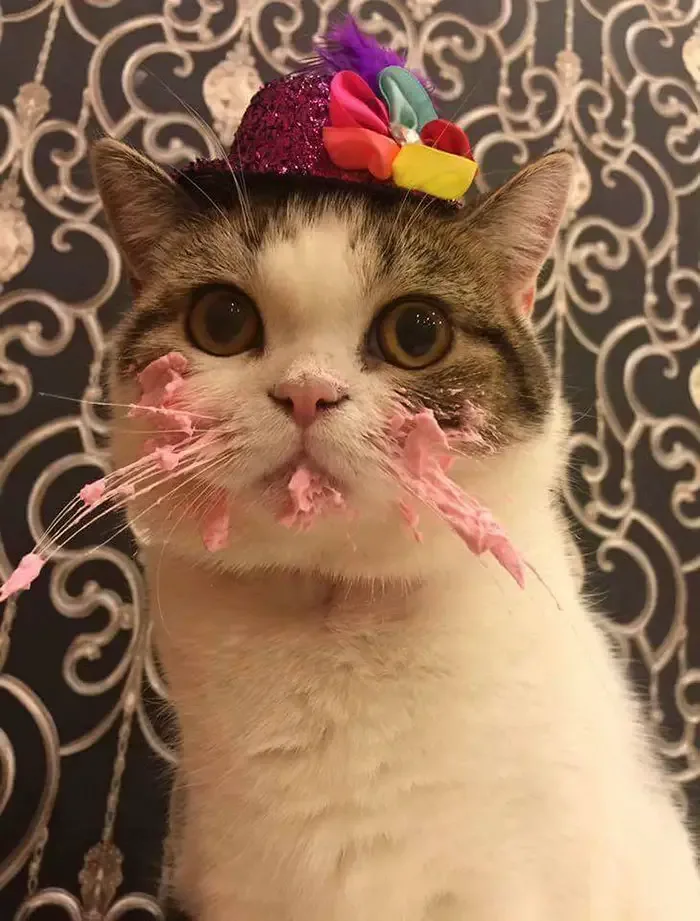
[140,66,229,158]
[37,436,230,556]
[153,482,221,643]
[37,391,217,421]
[75,451,236,569]
[171,166,229,223]
[137,65,257,239]
[36,460,161,555]
[36,496,84,555]
[36,448,167,553]
[389,186,415,248]
[227,137,255,241]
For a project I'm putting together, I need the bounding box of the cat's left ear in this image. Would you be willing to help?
[465,151,573,314]
[91,138,190,285]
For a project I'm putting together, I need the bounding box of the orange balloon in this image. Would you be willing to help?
[323,126,399,180]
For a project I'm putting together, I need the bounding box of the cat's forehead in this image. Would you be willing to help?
[166,189,493,327]
[252,211,378,335]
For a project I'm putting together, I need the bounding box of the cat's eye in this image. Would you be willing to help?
[186,285,262,357]
[374,299,452,370]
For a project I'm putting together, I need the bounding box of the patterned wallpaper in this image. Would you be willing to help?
[1,1,699,918]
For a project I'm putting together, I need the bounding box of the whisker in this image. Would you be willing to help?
[74,451,236,572]
[171,166,229,223]
[401,191,437,237]
[35,445,175,553]
[36,496,84,555]
[106,425,219,437]
[36,459,162,555]
[40,457,223,564]
[152,477,225,643]
[127,449,234,540]
[140,65,228,156]
[37,433,230,556]
[137,65,257,240]
[388,186,415,250]
[37,391,218,421]
[227,137,255,242]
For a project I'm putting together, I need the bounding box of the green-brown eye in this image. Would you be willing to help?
[187,285,262,357]
[374,299,452,370]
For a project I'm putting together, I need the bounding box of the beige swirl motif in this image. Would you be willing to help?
[1,0,699,916]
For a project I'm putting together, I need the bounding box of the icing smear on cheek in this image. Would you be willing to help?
[389,409,525,588]
[129,352,195,444]
[128,353,230,550]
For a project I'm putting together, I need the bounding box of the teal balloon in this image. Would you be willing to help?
[378,66,437,132]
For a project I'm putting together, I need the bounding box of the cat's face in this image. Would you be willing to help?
[93,141,572,579]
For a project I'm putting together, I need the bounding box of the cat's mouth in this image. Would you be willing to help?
[260,452,341,491]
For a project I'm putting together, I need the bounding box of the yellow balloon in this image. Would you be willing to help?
[391,145,478,200]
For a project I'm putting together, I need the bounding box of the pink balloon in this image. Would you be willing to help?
[328,71,390,134]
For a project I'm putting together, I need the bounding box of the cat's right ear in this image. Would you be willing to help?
[463,151,573,312]
[91,138,188,284]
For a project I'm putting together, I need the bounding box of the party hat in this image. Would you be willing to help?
[180,18,477,204]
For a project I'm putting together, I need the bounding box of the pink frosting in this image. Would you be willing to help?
[128,352,194,438]
[136,354,231,551]
[282,466,346,530]
[2,353,221,601]
[77,355,192,514]
[152,445,179,471]
[399,499,422,543]
[0,553,45,602]
[391,409,525,587]
[200,491,230,552]
[136,352,188,406]
[399,409,453,477]
[80,478,107,507]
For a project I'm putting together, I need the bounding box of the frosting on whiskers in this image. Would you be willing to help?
[0,355,524,601]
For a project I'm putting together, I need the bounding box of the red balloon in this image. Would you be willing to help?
[420,119,472,158]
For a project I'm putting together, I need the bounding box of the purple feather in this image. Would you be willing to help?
[316,17,431,96]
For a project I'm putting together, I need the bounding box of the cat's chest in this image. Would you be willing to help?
[174,654,478,921]
[180,642,463,805]
[161,568,618,921]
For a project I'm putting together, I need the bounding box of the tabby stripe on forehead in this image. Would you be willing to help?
[474,323,551,423]
[118,304,180,374]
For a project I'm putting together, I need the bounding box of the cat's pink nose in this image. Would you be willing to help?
[270,377,348,428]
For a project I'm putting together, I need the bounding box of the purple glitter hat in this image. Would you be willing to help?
[180,18,478,204]
[231,69,378,188]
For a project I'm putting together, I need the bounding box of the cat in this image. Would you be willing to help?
[91,137,700,921]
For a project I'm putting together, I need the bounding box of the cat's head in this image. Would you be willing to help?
[92,139,572,581]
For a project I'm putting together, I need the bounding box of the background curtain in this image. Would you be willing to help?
[1,1,699,918]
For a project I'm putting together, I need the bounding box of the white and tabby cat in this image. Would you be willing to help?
[92,138,700,921]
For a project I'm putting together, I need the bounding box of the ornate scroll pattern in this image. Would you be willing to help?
[0,0,698,917]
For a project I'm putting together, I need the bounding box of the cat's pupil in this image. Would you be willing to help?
[395,307,440,357]
[206,299,247,343]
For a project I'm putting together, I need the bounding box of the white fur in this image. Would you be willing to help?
[113,218,700,921]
